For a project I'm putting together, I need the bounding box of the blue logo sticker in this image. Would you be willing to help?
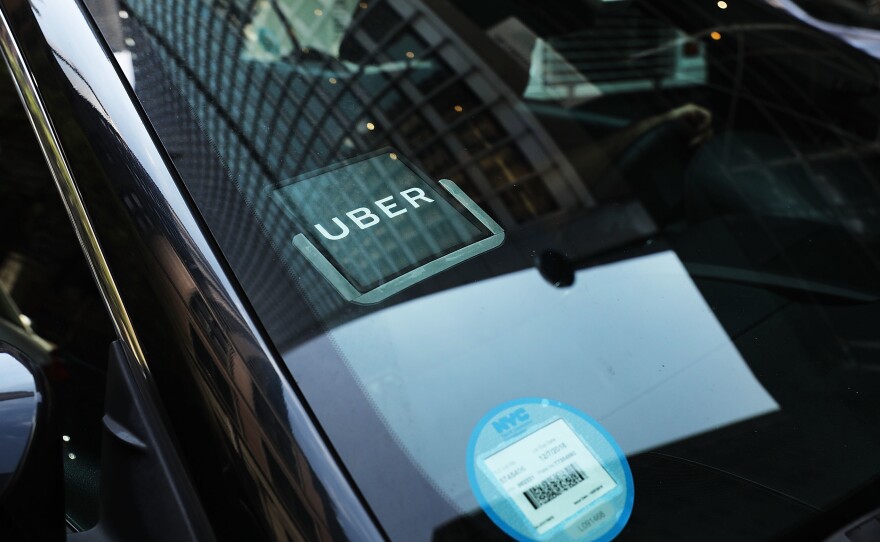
[492,407,530,434]
[467,399,634,542]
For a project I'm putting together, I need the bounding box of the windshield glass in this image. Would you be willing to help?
[90,0,880,539]
[788,0,880,29]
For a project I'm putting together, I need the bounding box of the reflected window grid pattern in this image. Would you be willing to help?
[120,0,590,319]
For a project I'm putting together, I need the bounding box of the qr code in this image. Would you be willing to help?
[523,464,586,510]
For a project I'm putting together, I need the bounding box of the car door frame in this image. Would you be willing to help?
[0,0,385,539]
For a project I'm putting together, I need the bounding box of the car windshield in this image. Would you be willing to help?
[89,0,880,539]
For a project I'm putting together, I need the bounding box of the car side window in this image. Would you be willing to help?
[0,54,117,530]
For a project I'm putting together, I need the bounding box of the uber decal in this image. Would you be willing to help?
[271,151,504,304]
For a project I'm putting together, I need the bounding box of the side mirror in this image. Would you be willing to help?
[0,342,63,541]
[0,343,40,493]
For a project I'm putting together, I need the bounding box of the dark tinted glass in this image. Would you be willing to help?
[88,0,880,539]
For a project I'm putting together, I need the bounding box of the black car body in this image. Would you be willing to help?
[2,0,880,541]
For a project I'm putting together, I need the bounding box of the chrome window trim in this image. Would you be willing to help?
[0,3,146,368]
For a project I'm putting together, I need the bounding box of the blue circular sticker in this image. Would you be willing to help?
[467,398,634,542]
